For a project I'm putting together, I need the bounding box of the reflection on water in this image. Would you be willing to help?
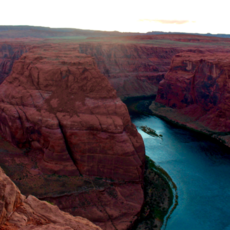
[132,115,230,230]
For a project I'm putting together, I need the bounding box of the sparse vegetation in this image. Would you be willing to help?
[140,125,163,139]
[132,156,177,230]
[46,201,54,205]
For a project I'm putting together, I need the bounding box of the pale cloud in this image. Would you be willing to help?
[139,19,190,25]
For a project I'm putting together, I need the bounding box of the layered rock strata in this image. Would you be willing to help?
[153,50,230,146]
[0,44,145,229]
[79,43,181,99]
[0,167,102,230]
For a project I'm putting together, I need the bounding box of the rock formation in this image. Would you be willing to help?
[153,50,230,146]
[2,33,230,229]
[0,44,145,229]
[79,43,181,99]
[0,167,102,230]
[0,43,28,83]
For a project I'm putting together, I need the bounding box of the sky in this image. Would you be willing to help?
[1,0,229,34]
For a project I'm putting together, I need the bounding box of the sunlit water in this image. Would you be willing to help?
[132,115,230,230]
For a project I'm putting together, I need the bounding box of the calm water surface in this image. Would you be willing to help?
[132,115,230,230]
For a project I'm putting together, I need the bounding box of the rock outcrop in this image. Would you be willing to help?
[0,43,28,83]
[79,43,181,99]
[153,50,230,146]
[0,44,145,229]
[0,167,102,230]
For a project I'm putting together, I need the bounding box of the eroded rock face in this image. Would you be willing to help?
[0,44,145,229]
[79,43,181,99]
[155,50,230,145]
[0,43,28,84]
[0,167,102,230]
[0,44,145,180]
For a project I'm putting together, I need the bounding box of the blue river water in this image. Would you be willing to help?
[132,115,230,230]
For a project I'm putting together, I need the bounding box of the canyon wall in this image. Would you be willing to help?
[79,43,181,99]
[0,43,28,83]
[2,35,230,229]
[0,44,145,230]
[153,50,230,146]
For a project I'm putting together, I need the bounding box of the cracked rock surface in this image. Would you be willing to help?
[0,43,145,229]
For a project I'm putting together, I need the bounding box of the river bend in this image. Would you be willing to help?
[132,115,230,230]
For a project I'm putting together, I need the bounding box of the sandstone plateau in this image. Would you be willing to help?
[153,50,230,146]
[0,166,102,230]
[0,43,145,230]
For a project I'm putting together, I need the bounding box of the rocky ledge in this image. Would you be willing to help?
[0,167,102,230]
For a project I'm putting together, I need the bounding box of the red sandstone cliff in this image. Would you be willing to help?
[0,44,145,230]
[0,43,28,84]
[0,167,102,230]
[153,50,230,146]
[79,43,181,99]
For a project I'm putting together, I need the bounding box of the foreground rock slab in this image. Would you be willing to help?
[0,167,102,230]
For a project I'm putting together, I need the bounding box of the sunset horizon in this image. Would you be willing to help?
[1,0,229,34]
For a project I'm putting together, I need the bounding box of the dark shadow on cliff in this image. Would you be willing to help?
[122,95,156,119]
